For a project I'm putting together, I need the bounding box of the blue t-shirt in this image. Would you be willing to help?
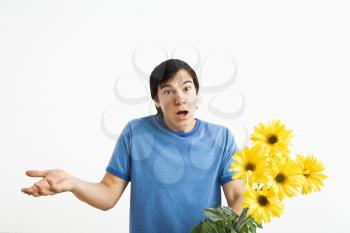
[106,114,237,233]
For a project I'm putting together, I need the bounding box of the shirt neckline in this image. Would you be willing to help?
[155,114,201,137]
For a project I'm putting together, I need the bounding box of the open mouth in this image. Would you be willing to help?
[176,110,189,117]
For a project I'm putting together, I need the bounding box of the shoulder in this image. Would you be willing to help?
[128,115,154,124]
[128,115,154,125]
[198,119,236,148]
[125,115,158,133]
[198,118,231,134]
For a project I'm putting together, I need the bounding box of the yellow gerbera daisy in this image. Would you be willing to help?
[229,146,270,185]
[296,154,328,194]
[243,186,284,224]
[270,157,304,200]
[250,120,293,156]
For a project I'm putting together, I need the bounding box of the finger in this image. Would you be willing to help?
[21,185,39,195]
[25,170,48,178]
[35,180,55,196]
[34,182,48,196]
[28,186,40,197]
[21,187,34,195]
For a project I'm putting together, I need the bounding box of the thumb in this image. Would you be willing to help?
[26,170,48,178]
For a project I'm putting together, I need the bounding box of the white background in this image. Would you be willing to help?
[1,0,349,232]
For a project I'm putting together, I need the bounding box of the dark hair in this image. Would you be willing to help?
[149,59,199,115]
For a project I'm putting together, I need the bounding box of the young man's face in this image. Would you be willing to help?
[155,69,198,132]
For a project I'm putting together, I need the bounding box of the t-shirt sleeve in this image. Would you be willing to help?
[219,128,238,185]
[106,122,132,181]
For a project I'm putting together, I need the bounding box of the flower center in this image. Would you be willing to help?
[275,173,285,183]
[245,162,256,172]
[268,135,278,144]
[303,168,311,177]
[257,195,269,206]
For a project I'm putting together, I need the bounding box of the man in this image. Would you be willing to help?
[22,59,245,233]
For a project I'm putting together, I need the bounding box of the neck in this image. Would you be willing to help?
[161,116,196,133]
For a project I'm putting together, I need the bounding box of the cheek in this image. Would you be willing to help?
[160,100,173,111]
[188,95,199,107]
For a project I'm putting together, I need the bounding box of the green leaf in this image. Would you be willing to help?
[251,226,257,233]
[192,206,256,233]
[240,224,249,233]
[201,220,221,233]
[247,217,262,229]
[204,208,225,222]
[221,206,238,217]
[256,223,263,229]
[247,222,257,233]
[191,223,203,233]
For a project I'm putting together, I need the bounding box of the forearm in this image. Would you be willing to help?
[72,178,115,211]
[229,193,244,215]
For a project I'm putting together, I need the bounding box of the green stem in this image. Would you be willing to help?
[237,216,251,232]
[208,223,219,233]
[234,208,248,232]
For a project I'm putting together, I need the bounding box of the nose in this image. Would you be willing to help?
[174,92,187,105]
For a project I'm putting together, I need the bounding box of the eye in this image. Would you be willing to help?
[184,86,192,92]
[163,90,171,95]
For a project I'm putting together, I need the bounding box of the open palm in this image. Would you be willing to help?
[22,169,76,197]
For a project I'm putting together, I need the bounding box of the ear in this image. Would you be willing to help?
[154,97,160,107]
[155,102,160,108]
[195,94,202,105]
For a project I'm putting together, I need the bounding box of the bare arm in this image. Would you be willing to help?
[222,179,245,215]
[21,169,129,211]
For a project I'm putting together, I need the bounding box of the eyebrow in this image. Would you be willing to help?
[160,80,193,89]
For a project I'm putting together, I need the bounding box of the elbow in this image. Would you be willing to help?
[235,194,245,214]
[98,201,116,211]
[227,197,235,208]
[100,206,110,211]
[228,192,245,214]
[99,205,113,211]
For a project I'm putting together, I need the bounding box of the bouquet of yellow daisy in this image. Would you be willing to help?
[192,120,327,233]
